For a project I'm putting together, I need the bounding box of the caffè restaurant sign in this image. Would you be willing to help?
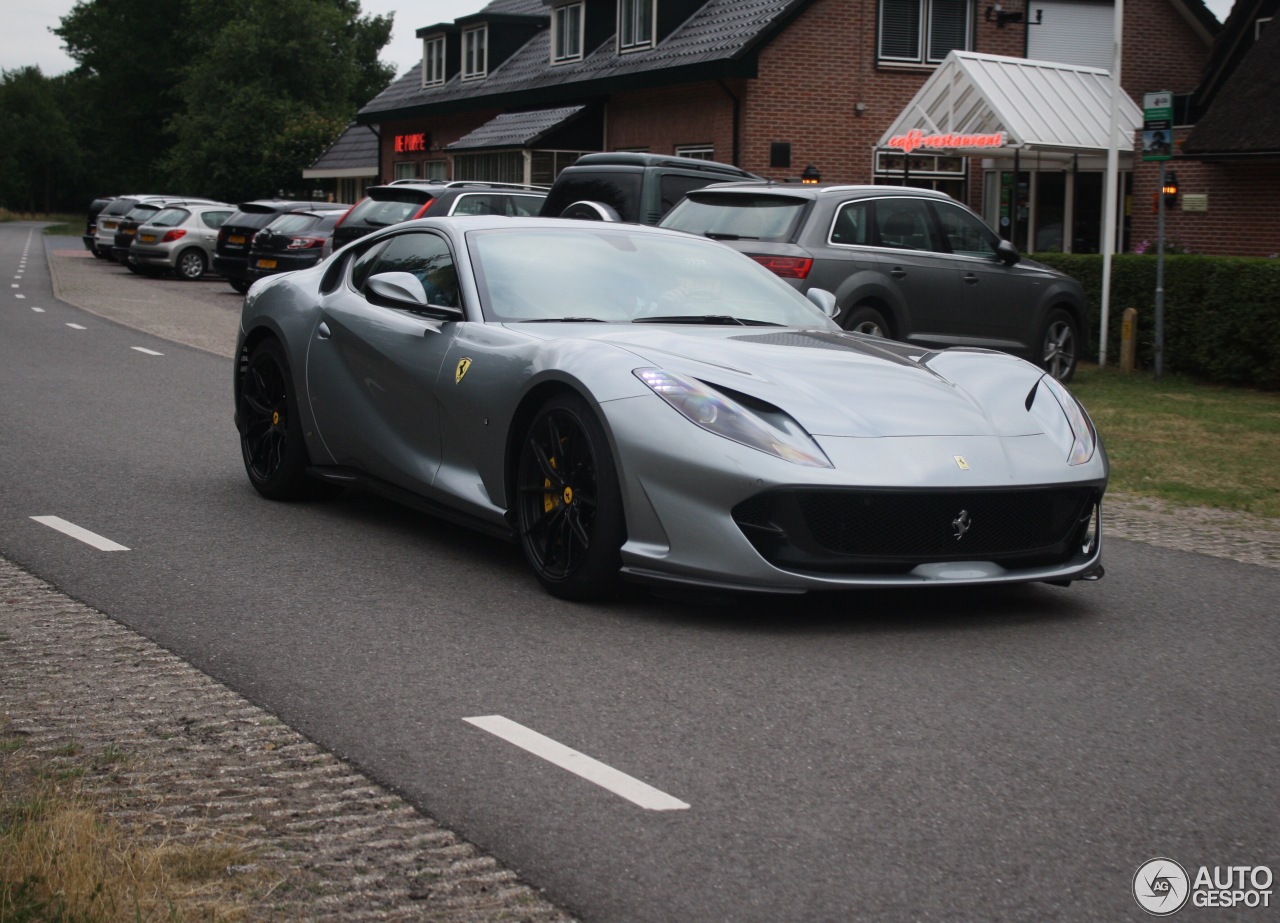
[886,130,1005,154]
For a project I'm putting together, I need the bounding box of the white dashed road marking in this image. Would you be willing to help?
[31,307,45,313]
[464,715,690,811]
[66,323,86,329]
[131,347,164,356]
[30,516,130,551]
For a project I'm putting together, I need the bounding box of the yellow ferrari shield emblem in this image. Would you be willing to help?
[455,357,472,384]
[954,455,970,470]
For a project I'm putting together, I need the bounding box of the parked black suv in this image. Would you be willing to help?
[538,152,759,225]
[660,182,1088,381]
[215,200,331,293]
[329,181,547,252]
[244,207,350,285]
[83,196,115,256]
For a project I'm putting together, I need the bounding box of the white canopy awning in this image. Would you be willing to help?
[876,51,1143,162]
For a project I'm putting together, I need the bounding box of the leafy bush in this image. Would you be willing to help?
[1035,253,1280,390]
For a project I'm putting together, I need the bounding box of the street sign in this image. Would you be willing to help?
[1142,91,1173,162]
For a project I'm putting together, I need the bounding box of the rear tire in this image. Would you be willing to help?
[1039,308,1079,382]
[176,248,207,281]
[238,338,316,500]
[842,304,891,338]
[230,278,251,294]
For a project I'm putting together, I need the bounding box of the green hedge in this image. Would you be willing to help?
[1033,253,1280,390]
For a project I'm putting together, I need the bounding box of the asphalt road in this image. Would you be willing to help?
[2,223,1276,921]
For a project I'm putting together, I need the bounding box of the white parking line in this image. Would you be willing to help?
[131,347,164,356]
[463,715,690,811]
[30,516,130,551]
[66,323,86,329]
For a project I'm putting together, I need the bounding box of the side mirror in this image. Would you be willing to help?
[806,288,838,318]
[996,239,1021,266]
[365,271,463,320]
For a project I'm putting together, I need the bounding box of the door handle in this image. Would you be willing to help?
[889,268,907,279]
[317,321,331,339]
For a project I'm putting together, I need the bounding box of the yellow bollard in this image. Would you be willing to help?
[1120,307,1138,373]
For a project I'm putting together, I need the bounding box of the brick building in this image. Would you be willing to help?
[349,0,1227,254]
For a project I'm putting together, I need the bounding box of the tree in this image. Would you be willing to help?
[162,0,394,203]
[0,67,90,213]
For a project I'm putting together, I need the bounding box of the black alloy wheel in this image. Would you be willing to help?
[516,394,626,600]
[238,338,314,500]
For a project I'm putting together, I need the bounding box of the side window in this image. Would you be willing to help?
[506,195,544,216]
[933,202,999,258]
[356,233,459,308]
[202,211,232,229]
[450,194,503,216]
[830,201,871,245]
[873,199,939,252]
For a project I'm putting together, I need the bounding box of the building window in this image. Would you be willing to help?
[454,151,525,184]
[393,162,418,181]
[675,145,714,161]
[462,26,487,79]
[422,35,445,87]
[878,0,971,65]
[424,160,448,181]
[553,3,584,63]
[619,0,654,51]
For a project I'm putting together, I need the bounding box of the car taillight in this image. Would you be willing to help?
[411,198,436,219]
[750,255,813,279]
[160,229,187,243]
[286,236,325,250]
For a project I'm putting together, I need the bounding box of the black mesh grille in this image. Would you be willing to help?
[733,487,1099,573]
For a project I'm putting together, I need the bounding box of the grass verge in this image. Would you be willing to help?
[1069,364,1280,518]
[1,729,274,922]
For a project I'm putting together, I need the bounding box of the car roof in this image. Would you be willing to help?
[688,181,956,202]
[369,181,548,195]
[362,215,724,240]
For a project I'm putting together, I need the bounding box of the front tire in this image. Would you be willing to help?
[238,338,315,500]
[229,278,251,294]
[516,394,626,600]
[1039,308,1079,382]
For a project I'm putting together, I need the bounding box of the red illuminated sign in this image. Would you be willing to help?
[394,133,428,153]
[887,130,1005,154]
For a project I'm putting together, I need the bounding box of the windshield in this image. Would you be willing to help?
[149,207,190,228]
[346,196,427,227]
[468,226,834,327]
[661,193,809,242]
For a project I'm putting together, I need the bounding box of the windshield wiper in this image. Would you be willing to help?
[632,315,781,326]
[520,316,608,323]
[701,231,760,241]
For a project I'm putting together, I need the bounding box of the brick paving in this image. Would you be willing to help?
[2,236,1273,920]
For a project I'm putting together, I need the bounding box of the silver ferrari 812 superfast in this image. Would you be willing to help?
[234,217,1107,600]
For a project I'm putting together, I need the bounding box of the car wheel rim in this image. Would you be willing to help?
[179,253,203,279]
[518,408,599,581]
[240,351,289,482]
[1043,321,1076,379]
[853,320,883,336]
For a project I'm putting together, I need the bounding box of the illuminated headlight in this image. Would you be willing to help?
[634,368,832,468]
[1030,374,1098,465]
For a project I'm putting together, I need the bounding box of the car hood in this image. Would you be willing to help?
[523,325,1049,438]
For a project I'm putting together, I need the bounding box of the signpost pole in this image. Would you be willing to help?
[1156,161,1166,380]
[1142,90,1174,381]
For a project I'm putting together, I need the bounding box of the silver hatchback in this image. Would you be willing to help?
[131,203,235,280]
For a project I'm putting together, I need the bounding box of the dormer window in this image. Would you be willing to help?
[462,25,488,79]
[422,34,445,87]
[619,0,654,51]
[553,2,585,63]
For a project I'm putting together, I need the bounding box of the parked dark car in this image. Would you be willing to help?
[660,183,1088,382]
[91,195,171,258]
[328,181,546,252]
[214,200,330,293]
[538,152,759,225]
[83,197,116,257]
[244,207,350,284]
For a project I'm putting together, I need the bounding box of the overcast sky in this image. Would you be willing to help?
[0,0,1238,79]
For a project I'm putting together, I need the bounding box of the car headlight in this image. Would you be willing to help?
[634,368,832,468]
[1029,374,1097,465]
